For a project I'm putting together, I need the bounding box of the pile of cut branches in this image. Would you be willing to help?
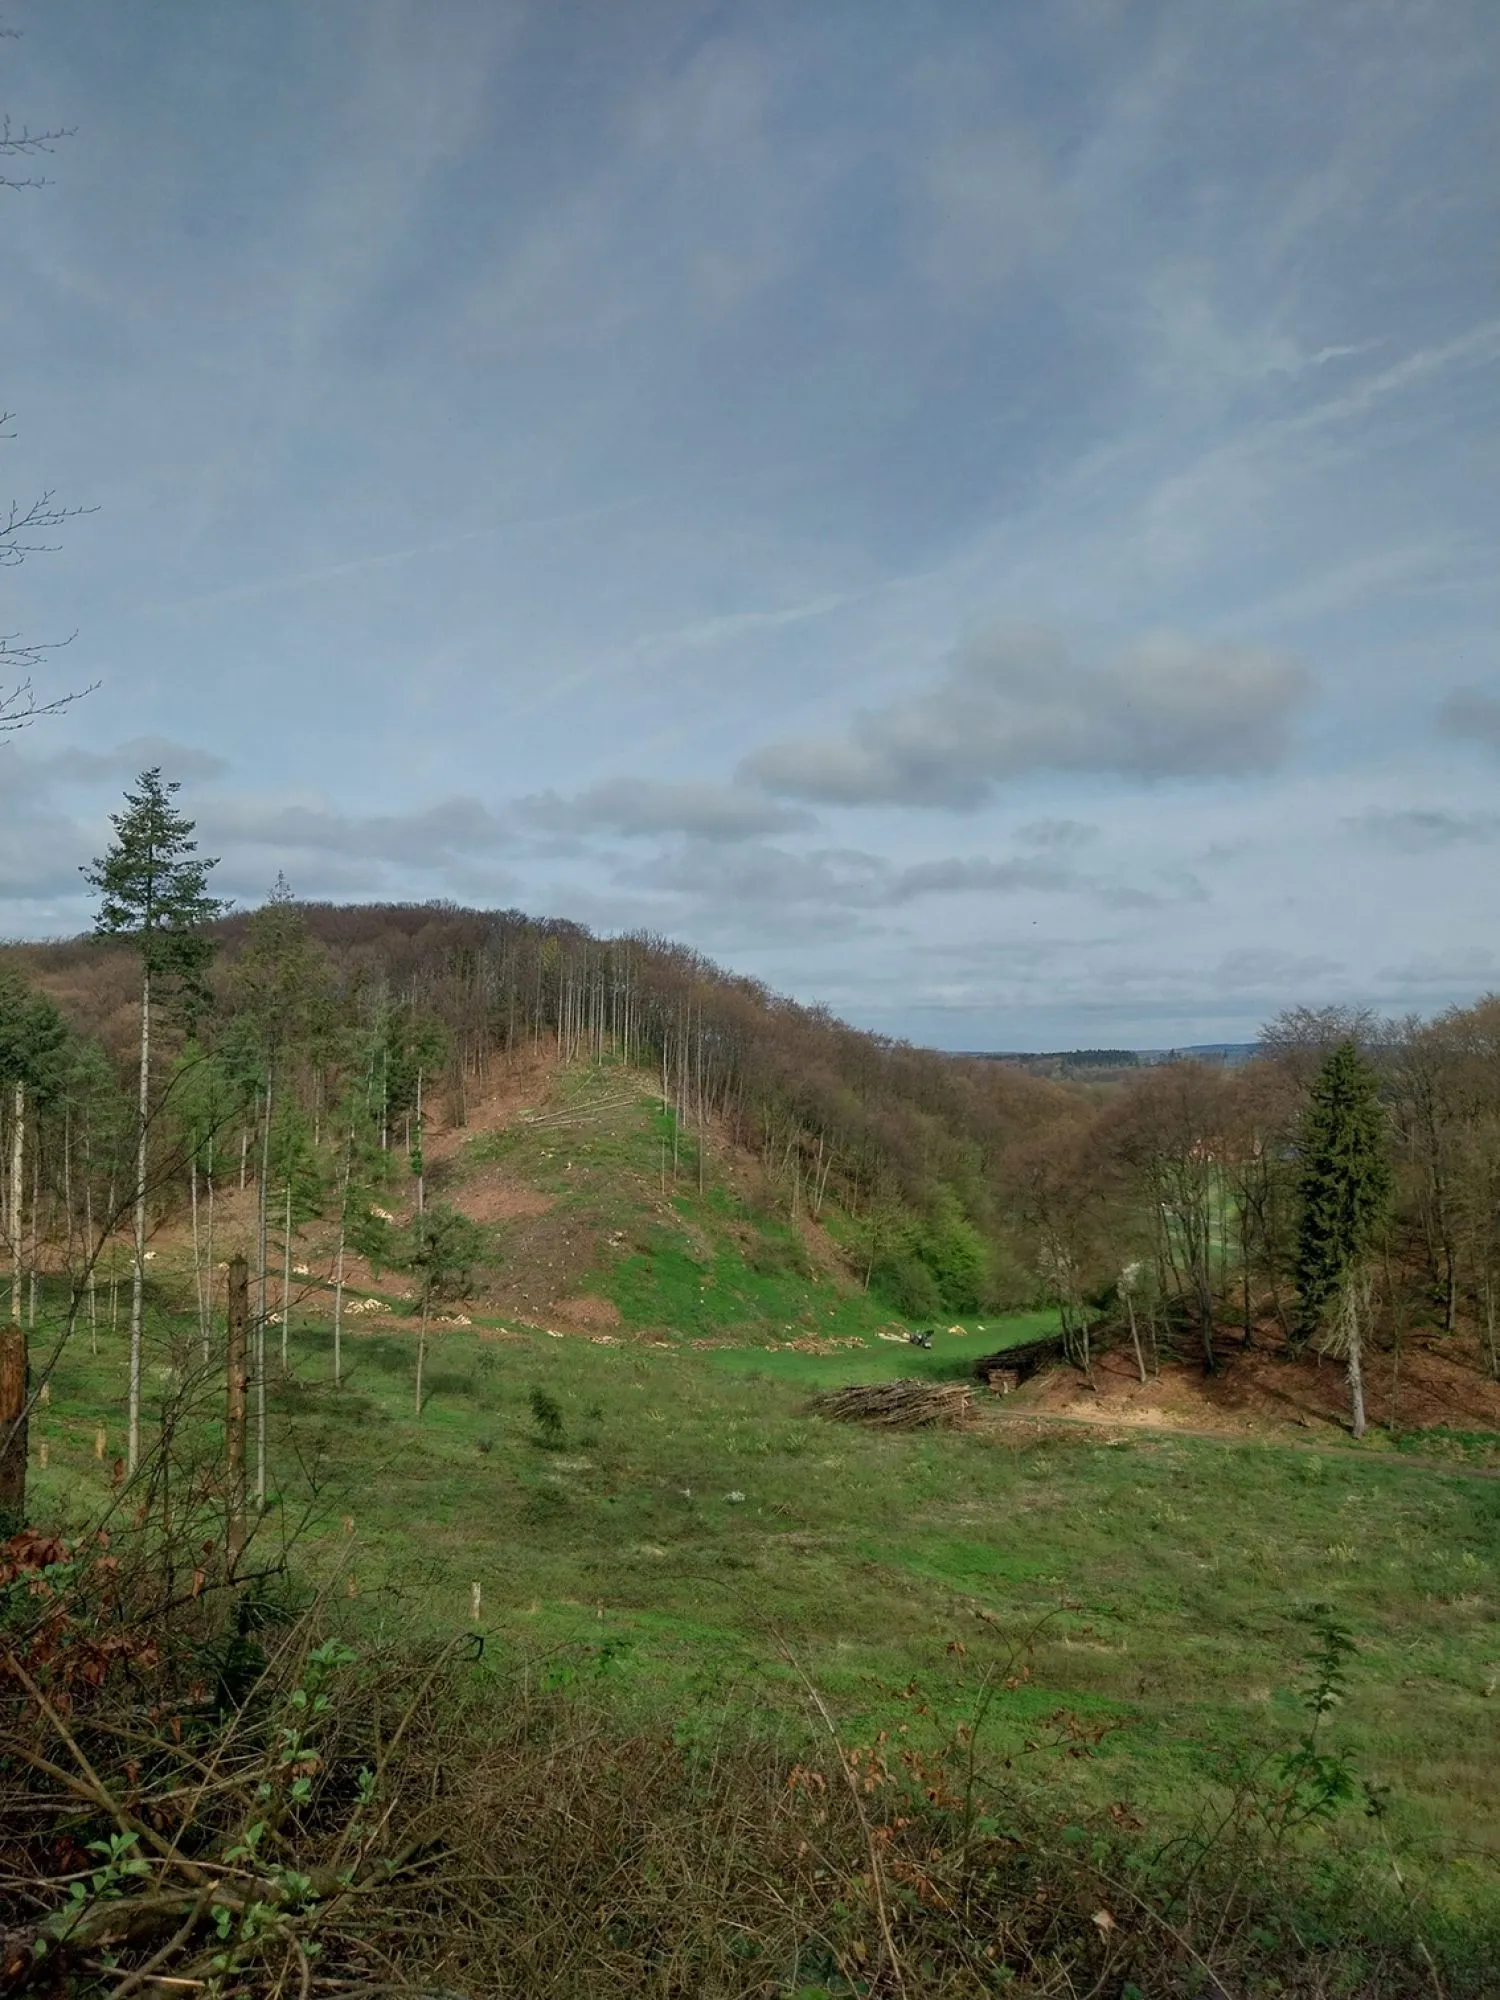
[807,1379,977,1429]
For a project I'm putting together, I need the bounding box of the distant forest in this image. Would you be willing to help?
[4,886,1499,1436]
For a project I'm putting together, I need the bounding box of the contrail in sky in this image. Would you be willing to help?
[146,498,636,614]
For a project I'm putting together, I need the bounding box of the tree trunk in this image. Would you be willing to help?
[415,1292,429,1419]
[256,1077,272,1510]
[333,1124,352,1390]
[9,1081,23,1323]
[129,967,151,1476]
[205,1139,216,1364]
[414,1069,425,1215]
[27,1147,38,1329]
[1125,1292,1147,1384]
[0,1319,27,1532]
[281,1181,293,1370]
[1345,1278,1367,1441]
[191,1156,207,1362]
[84,1145,98,1358]
[225,1255,248,1564]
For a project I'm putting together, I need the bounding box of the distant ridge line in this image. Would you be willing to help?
[957,1042,1258,1070]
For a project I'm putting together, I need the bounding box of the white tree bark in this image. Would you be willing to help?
[255,1073,272,1510]
[281,1180,293,1369]
[128,968,150,1475]
[190,1156,207,1361]
[332,1123,352,1389]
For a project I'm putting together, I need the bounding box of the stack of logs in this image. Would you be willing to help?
[807,1380,978,1430]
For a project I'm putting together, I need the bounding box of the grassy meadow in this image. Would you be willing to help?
[15,1061,1500,1973]
[26,1288,1500,1938]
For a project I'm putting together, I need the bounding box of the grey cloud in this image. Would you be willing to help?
[7,739,230,792]
[740,626,1309,808]
[525,777,813,844]
[0,809,96,900]
[0,741,230,906]
[1376,946,1499,991]
[1016,818,1100,851]
[626,843,890,911]
[201,795,512,871]
[618,839,1185,916]
[1208,948,1345,991]
[1352,807,1500,851]
[1440,688,1500,755]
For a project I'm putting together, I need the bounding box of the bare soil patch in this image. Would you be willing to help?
[447,1171,554,1225]
[1013,1324,1500,1438]
[544,1293,621,1331]
[427,1044,562,1159]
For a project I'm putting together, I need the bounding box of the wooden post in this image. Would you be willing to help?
[226,1256,248,1563]
[0,1323,28,1532]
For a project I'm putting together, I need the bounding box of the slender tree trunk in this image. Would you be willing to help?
[281,1181,293,1370]
[191,1156,207,1361]
[1125,1291,1147,1383]
[333,1126,351,1391]
[27,1147,38,1329]
[62,1104,74,1291]
[256,1076,272,1510]
[1345,1276,1368,1440]
[415,1289,429,1419]
[84,1142,98,1358]
[9,1081,23,1323]
[205,1139,216,1365]
[128,968,151,1476]
[225,1254,248,1565]
[415,1069,425,1215]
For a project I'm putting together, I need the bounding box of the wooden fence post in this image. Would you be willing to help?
[226,1256,248,1564]
[0,1323,28,1534]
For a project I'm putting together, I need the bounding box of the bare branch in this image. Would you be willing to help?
[0,111,75,190]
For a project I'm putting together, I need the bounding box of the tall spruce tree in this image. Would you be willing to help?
[82,770,225,1472]
[1295,1039,1390,1436]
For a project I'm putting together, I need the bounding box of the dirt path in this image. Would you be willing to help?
[982,1406,1500,1480]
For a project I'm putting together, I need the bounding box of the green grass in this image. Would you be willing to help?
[26,1288,1500,1929]
[468,1063,929,1345]
[20,1065,1500,1935]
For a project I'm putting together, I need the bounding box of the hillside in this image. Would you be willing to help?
[7,903,1500,1992]
[10,899,1500,1431]
[16,1043,1500,1995]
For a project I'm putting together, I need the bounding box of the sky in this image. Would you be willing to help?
[3,0,1498,1050]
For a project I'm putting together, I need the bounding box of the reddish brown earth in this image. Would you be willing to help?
[1013,1324,1500,1440]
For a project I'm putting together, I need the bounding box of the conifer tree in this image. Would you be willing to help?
[82,770,225,1472]
[1295,1039,1390,1436]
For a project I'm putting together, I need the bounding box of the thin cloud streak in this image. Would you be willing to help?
[144,500,639,614]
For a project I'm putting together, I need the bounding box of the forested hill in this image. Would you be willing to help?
[8,900,1500,1377]
[2,900,1073,1319]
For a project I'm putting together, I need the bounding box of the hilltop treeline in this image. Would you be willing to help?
[4,900,1500,1378]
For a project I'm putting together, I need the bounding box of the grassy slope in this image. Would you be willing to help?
[24,1057,1500,1931]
